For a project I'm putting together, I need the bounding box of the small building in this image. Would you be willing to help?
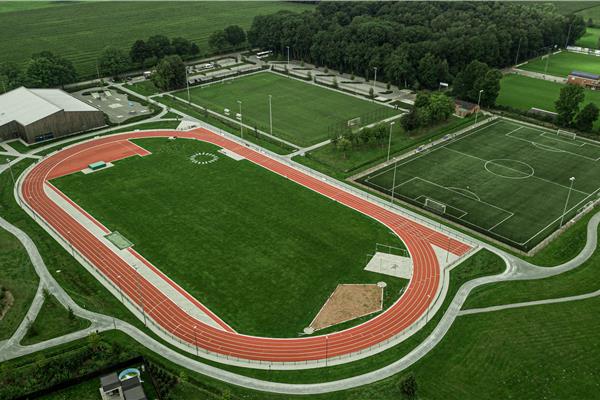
[99,373,147,400]
[454,99,480,117]
[0,86,105,144]
[567,71,600,89]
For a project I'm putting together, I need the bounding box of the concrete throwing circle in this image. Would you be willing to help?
[484,159,534,179]
[189,152,218,165]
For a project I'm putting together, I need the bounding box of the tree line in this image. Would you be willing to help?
[248,2,584,90]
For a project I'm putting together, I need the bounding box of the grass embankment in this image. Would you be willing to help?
[0,227,38,340]
[21,294,90,345]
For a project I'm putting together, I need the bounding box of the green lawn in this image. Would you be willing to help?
[52,138,407,337]
[301,115,477,177]
[174,72,399,146]
[576,27,600,48]
[125,80,161,97]
[0,227,38,341]
[0,1,313,78]
[21,294,90,345]
[520,50,600,77]
[577,3,600,21]
[39,378,101,400]
[0,1,62,14]
[359,119,600,251]
[497,74,600,130]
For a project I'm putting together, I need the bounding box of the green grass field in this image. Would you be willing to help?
[576,27,600,48]
[0,1,61,14]
[0,1,313,78]
[21,294,90,345]
[52,138,406,337]
[497,74,600,130]
[577,3,600,20]
[174,72,399,146]
[520,50,600,77]
[359,119,600,250]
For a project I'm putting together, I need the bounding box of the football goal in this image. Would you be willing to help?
[347,117,362,132]
[424,198,447,214]
[557,129,577,140]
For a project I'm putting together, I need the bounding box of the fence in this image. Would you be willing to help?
[14,123,480,370]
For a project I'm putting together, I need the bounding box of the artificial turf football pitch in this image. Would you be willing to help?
[519,50,600,77]
[173,72,400,147]
[52,138,407,337]
[359,119,600,251]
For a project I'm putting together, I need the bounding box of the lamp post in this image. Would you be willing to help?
[386,121,395,162]
[475,89,484,124]
[185,66,191,104]
[268,94,273,136]
[514,36,523,66]
[560,177,576,228]
[193,325,198,356]
[286,46,290,64]
[390,161,398,205]
[237,100,243,139]
[6,158,14,185]
[373,66,378,88]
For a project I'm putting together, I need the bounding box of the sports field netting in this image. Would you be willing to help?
[360,119,600,250]
[173,72,399,147]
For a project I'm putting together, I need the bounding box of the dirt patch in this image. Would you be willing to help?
[0,290,14,320]
[309,284,383,331]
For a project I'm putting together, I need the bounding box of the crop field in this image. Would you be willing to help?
[576,27,600,49]
[497,74,600,130]
[0,1,313,78]
[52,138,406,337]
[519,51,600,77]
[359,119,600,251]
[174,72,399,146]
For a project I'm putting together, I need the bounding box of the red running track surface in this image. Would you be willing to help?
[21,128,471,362]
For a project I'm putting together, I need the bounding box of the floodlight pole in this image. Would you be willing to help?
[237,100,243,139]
[286,46,290,64]
[565,23,572,49]
[390,161,398,205]
[514,37,522,66]
[269,94,273,136]
[386,121,395,161]
[475,89,484,125]
[373,67,377,88]
[544,46,552,77]
[185,67,191,104]
[6,158,14,185]
[134,265,147,326]
[193,325,199,356]
[560,177,576,228]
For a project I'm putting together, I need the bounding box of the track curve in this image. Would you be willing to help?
[20,128,471,363]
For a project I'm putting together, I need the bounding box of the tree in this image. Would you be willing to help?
[0,62,23,92]
[401,109,421,131]
[208,30,228,52]
[337,136,352,158]
[130,40,151,65]
[555,84,585,127]
[98,47,130,79]
[428,93,455,122]
[417,53,449,90]
[171,37,198,56]
[25,52,77,88]
[479,69,502,106]
[224,25,246,47]
[574,102,599,132]
[399,374,418,399]
[152,55,186,91]
[147,34,172,58]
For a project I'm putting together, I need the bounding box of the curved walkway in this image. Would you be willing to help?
[17,128,471,365]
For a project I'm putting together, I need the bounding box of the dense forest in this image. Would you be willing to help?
[248,2,585,89]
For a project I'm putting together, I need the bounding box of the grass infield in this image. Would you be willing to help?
[173,72,399,146]
[576,27,600,49]
[52,138,407,337]
[359,119,600,250]
[519,50,600,77]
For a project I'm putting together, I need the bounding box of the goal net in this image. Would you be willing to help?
[347,117,362,133]
[424,198,447,214]
[557,129,577,140]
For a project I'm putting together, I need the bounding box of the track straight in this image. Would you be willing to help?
[20,128,471,363]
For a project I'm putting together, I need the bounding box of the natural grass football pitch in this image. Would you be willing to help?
[576,27,600,49]
[519,51,600,77]
[52,138,406,337]
[0,1,313,78]
[360,119,600,250]
[173,72,399,146]
[497,74,600,130]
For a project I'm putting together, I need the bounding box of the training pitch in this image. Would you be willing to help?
[519,51,600,77]
[173,72,399,146]
[52,138,406,337]
[359,119,600,250]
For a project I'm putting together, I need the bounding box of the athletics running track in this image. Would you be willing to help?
[20,128,472,363]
